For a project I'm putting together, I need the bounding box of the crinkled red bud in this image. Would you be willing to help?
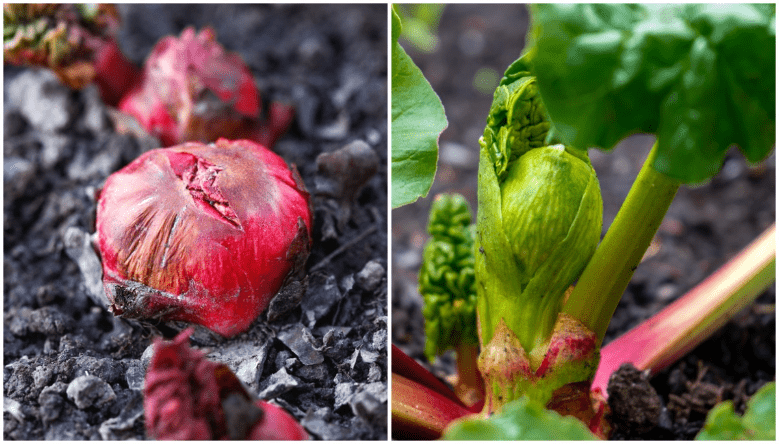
[96,138,311,337]
[117,26,261,146]
[145,328,309,440]
[144,328,222,439]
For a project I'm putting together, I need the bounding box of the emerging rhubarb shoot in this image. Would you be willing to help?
[96,139,312,337]
[419,193,483,407]
[3,4,140,105]
[474,57,603,412]
[117,26,273,147]
[145,328,309,440]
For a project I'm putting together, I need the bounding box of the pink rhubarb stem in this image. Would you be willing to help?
[392,373,476,440]
[392,344,466,408]
[593,224,776,394]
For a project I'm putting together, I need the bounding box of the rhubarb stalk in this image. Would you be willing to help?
[392,373,475,440]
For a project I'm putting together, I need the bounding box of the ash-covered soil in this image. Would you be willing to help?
[4,4,387,441]
[392,4,775,440]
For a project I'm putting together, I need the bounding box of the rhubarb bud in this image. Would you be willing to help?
[145,328,309,440]
[117,26,263,147]
[3,4,139,105]
[96,138,312,337]
[475,59,602,409]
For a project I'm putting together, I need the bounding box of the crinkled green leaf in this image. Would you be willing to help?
[527,4,775,184]
[419,194,478,361]
[696,381,775,440]
[482,68,550,182]
[391,5,447,208]
[442,396,597,440]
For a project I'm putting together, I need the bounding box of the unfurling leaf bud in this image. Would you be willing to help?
[96,138,312,337]
[499,144,602,299]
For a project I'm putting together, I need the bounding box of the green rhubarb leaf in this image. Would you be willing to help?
[527,4,775,184]
[391,5,447,208]
[696,381,776,440]
[442,396,597,440]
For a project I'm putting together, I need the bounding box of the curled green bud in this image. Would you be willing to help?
[419,193,478,361]
[482,75,550,181]
[475,65,603,367]
[500,145,601,291]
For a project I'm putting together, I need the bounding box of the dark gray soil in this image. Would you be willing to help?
[4,4,387,440]
[391,4,775,440]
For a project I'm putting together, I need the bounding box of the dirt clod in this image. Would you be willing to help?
[607,363,662,436]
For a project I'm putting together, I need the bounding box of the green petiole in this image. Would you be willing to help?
[563,140,681,344]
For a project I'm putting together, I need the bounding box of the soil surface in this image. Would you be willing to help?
[4,4,387,440]
[392,4,775,440]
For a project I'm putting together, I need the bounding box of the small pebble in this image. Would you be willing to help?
[356,260,385,292]
[66,375,116,410]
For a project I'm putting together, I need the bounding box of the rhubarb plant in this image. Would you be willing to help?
[392,3,775,440]
[475,58,603,412]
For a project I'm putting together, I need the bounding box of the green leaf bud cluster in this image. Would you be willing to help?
[419,193,478,361]
[482,71,550,182]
